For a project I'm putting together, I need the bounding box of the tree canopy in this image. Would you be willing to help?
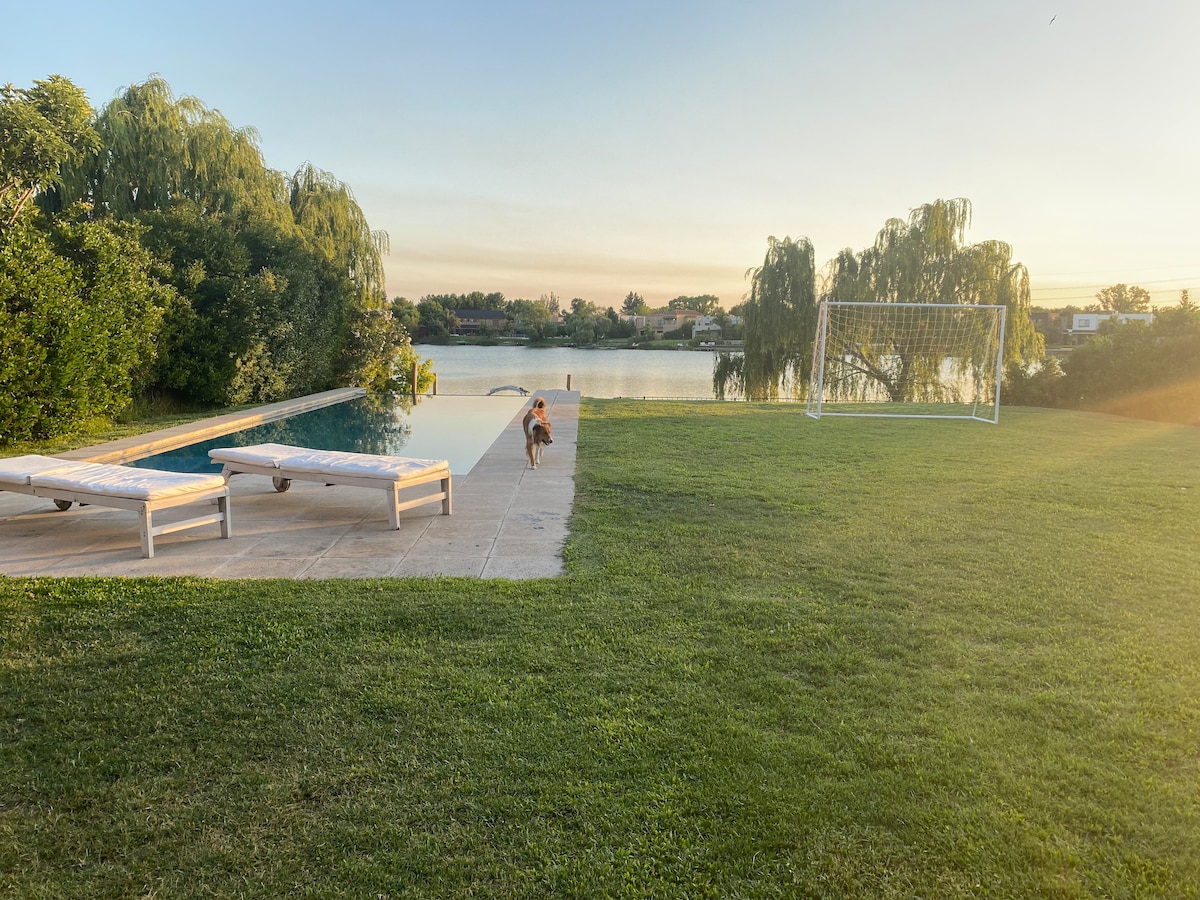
[1,74,422,443]
[508,298,554,340]
[0,75,99,226]
[668,294,721,315]
[0,211,173,440]
[621,291,649,315]
[717,200,1043,403]
[714,236,817,400]
[822,198,1041,402]
[563,298,613,345]
[44,77,286,227]
[1090,283,1151,313]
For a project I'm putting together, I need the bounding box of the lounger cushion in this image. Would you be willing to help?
[30,463,228,501]
[0,454,91,486]
[209,443,448,478]
[206,443,296,469]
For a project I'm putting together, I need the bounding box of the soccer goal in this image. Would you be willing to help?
[805,302,1007,423]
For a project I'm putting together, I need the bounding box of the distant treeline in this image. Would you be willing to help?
[1,75,426,445]
[397,291,737,344]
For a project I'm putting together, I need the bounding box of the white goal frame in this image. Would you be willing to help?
[805,301,1007,424]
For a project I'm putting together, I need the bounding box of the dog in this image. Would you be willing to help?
[523,397,552,468]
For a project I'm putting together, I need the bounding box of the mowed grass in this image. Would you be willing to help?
[2,402,1198,898]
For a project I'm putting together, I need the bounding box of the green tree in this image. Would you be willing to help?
[1060,308,1199,423]
[508,298,553,340]
[1003,355,1065,408]
[822,198,1041,402]
[48,77,290,228]
[391,297,419,334]
[0,211,173,442]
[1005,293,1199,425]
[44,76,410,399]
[137,202,357,404]
[538,292,562,320]
[1,76,100,227]
[564,298,610,345]
[714,235,817,400]
[286,162,401,390]
[668,294,720,315]
[417,297,457,342]
[621,291,648,315]
[341,303,429,393]
[1091,283,1151,313]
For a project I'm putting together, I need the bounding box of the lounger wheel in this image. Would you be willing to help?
[53,498,73,511]
[272,476,291,493]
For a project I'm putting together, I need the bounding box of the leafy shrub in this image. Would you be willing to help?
[0,212,171,443]
[1003,356,1065,408]
[1003,307,1200,425]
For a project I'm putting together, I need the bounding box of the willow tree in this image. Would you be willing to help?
[286,163,408,388]
[714,235,818,400]
[821,198,1042,402]
[49,76,291,228]
[288,162,387,301]
[41,77,414,399]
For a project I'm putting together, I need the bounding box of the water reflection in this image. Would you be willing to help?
[132,394,527,475]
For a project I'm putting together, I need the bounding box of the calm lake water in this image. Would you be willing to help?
[420,345,722,399]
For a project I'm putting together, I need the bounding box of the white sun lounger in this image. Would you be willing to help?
[208,443,452,529]
[0,454,231,558]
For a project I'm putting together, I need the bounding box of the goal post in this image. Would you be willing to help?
[805,301,1007,423]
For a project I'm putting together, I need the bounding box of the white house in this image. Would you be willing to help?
[691,314,742,337]
[1070,312,1154,338]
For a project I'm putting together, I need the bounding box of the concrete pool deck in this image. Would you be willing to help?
[0,391,578,580]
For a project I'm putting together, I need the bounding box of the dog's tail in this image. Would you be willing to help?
[524,397,548,440]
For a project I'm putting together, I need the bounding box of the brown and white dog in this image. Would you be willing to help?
[523,397,552,468]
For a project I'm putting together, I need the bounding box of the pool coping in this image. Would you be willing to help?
[0,390,579,580]
[56,388,367,465]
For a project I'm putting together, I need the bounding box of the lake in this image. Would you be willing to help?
[419,345,722,399]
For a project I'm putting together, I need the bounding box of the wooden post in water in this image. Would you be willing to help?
[566,374,573,391]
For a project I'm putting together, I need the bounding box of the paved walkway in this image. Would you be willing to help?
[0,391,578,580]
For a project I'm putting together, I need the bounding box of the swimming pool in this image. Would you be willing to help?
[131,394,529,476]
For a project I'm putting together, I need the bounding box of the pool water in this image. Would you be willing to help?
[131,394,529,476]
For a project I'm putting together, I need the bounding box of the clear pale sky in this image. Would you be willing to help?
[8,0,1198,310]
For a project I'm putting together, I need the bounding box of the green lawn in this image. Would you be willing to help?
[2,402,1198,898]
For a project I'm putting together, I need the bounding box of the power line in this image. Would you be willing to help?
[1033,276,1198,289]
[1031,281,1194,304]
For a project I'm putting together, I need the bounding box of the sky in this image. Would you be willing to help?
[8,0,1199,311]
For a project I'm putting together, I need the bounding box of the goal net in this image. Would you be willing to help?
[805,302,1007,423]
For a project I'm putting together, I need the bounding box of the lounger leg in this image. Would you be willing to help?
[442,475,452,515]
[219,493,232,538]
[139,504,155,559]
[387,485,401,530]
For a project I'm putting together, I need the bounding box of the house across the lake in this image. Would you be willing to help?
[454,309,509,335]
[1068,312,1154,343]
